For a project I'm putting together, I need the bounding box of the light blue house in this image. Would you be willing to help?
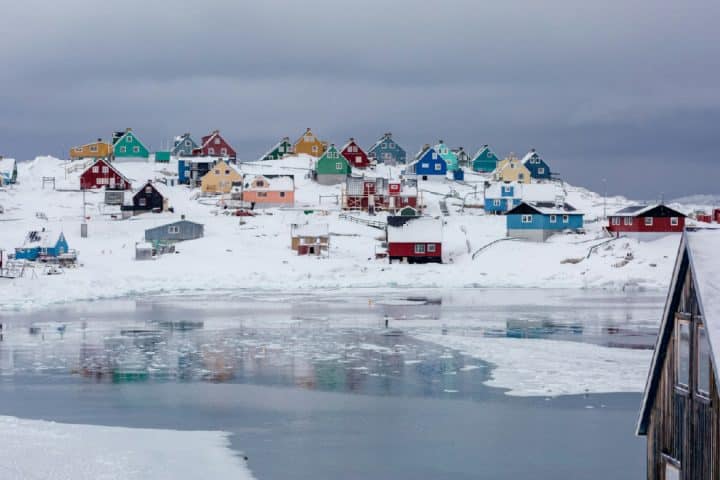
[172,133,198,157]
[434,140,458,171]
[484,182,564,214]
[0,157,18,185]
[521,149,552,180]
[15,230,70,260]
[471,145,500,173]
[405,147,447,181]
[368,133,407,165]
[506,201,584,241]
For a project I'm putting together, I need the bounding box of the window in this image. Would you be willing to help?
[665,461,680,480]
[421,163,429,169]
[209,148,215,155]
[518,174,524,181]
[697,323,711,397]
[280,192,285,197]
[120,146,127,153]
[221,148,227,155]
[538,167,545,174]
[168,226,179,234]
[225,170,230,175]
[258,192,267,197]
[74,147,83,152]
[90,145,98,152]
[434,164,442,171]
[126,135,132,143]
[215,138,221,145]
[671,217,679,226]
[612,217,620,225]
[624,216,633,225]
[214,169,220,175]
[304,135,312,142]
[145,186,152,194]
[414,244,425,254]
[133,146,140,153]
[92,166,99,173]
[312,146,318,152]
[645,217,653,226]
[382,143,387,149]
[521,214,533,223]
[677,319,690,390]
[336,162,342,170]
[427,243,436,253]
[256,180,264,187]
[550,215,557,223]
[355,156,361,163]
[138,198,146,206]
[388,142,394,148]
[503,186,512,193]
[432,153,437,160]
[185,140,191,146]
[562,215,569,223]
[493,199,501,206]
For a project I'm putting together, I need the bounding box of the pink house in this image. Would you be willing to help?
[242,174,295,208]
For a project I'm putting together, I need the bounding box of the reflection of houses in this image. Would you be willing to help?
[637,229,719,479]
[386,216,443,264]
[200,159,242,194]
[145,218,204,243]
[291,224,329,256]
[341,175,420,214]
[506,201,584,242]
[69,139,113,161]
[242,174,295,207]
[607,204,686,240]
[80,159,131,190]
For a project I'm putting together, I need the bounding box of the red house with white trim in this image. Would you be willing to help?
[192,130,236,161]
[386,216,442,264]
[607,204,686,240]
[79,159,131,190]
[340,138,371,169]
[342,176,420,213]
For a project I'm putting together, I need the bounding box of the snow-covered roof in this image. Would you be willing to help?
[485,182,563,202]
[613,204,686,217]
[23,229,61,248]
[368,133,394,152]
[293,224,329,237]
[520,150,539,164]
[135,181,171,199]
[510,201,581,215]
[259,138,290,160]
[246,174,294,191]
[471,145,490,159]
[387,217,443,243]
[0,157,17,172]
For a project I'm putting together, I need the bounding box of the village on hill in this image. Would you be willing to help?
[1,127,718,310]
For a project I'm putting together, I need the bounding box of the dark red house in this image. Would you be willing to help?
[192,130,236,161]
[343,176,420,213]
[607,204,686,240]
[80,159,131,190]
[386,216,442,264]
[340,138,371,169]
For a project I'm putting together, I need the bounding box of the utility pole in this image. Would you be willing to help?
[602,178,607,220]
[81,189,88,238]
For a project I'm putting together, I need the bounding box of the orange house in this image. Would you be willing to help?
[70,139,113,160]
[293,128,327,157]
[242,174,295,208]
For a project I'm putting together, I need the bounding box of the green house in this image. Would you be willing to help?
[434,140,458,171]
[260,137,293,161]
[314,144,350,185]
[112,128,149,159]
[471,145,499,173]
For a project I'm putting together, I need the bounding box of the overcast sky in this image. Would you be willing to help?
[1,0,718,198]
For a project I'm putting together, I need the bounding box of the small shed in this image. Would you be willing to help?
[144,219,204,243]
[291,224,329,256]
[135,242,154,260]
[386,216,443,264]
[155,151,171,163]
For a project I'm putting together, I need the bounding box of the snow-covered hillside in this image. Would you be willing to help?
[0,156,713,311]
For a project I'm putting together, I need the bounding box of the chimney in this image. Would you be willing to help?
[306,127,311,132]
[283,136,289,141]
[483,144,488,148]
[439,139,444,144]
[213,129,219,134]
[125,127,132,132]
[531,148,536,152]
[349,137,355,142]
[181,214,186,220]
[97,138,102,142]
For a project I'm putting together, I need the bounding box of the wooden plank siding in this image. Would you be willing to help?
[646,261,719,479]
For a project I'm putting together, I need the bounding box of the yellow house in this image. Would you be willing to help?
[200,160,242,194]
[293,128,327,157]
[493,154,531,184]
[69,139,113,160]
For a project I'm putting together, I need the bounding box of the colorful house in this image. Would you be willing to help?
[69,139,113,161]
[171,133,198,157]
[471,145,500,173]
[200,159,242,194]
[636,229,719,480]
[0,157,18,185]
[453,147,471,169]
[386,216,443,264]
[506,201,584,241]
[342,176,420,213]
[434,140,458,171]
[405,147,447,181]
[178,158,215,186]
[484,182,564,214]
[493,154,531,184]
[14,230,70,261]
[80,158,132,190]
[314,144,350,185]
[521,148,553,180]
[122,181,169,214]
[145,219,204,243]
[242,174,295,208]
[293,128,327,157]
[260,137,294,161]
[112,128,149,160]
[607,204,686,240]
[193,130,236,161]
[291,224,329,256]
[340,138,371,169]
[367,133,407,166]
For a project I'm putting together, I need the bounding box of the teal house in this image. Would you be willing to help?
[112,128,149,160]
[367,132,407,165]
[260,137,293,161]
[471,145,500,173]
[434,140,458,171]
[506,201,584,242]
[171,133,198,156]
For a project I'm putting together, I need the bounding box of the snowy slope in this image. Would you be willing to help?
[0,156,714,311]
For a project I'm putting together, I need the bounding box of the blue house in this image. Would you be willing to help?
[172,133,198,157]
[471,145,500,173]
[521,149,552,180]
[434,140,458,171]
[367,132,407,165]
[15,230,70,260]
[506,201,584,242]
[405,147,447,181]
[484,182,564,214]
[0,157,18,185]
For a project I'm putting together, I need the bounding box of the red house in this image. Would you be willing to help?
[386,216,442,264]
[192,130,236,161]
[79,159,131,190]
[340,138,371,169]
[607,204,686,240]
[342,176,420,213]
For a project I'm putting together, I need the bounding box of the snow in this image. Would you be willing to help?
[0,157,17,172]
[416,333,653,396]
[687,229,720,367]
[246,174,294,191]
[0,416,254,480]
[293,223,329,237]
[387,217,443,243]
[0,156,716,311]
[484,182,563,202]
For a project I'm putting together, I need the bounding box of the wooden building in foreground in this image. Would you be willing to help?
[637,229,720,480]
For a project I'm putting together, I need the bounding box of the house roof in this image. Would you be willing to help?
[507,201,580,216]
[485,182,564,202]
[0,157,17,172]
[520,149,540,164]
[113,130,146,148]
[293,223,329,237]
[246,174,294,191]
[340,138,365,154]
[259,138,291,160]
[387,217,443,243]
[147,219,203,232]
[637,229,720,435]
[613,204,686,218]
[87,158,131,182]
[368,133,399,153]
[135,181,170,199]
[22,229,62,248]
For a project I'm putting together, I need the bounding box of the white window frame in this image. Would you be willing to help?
[493,199,501,207]
[126,135,132,143]
[168,226,180,234]
[92,166,99,173]
[208,147,215,155]
[697,322,711,398]
[550,215,557,223]
[677,318,691,391]
[133,146,140,153]
[612,217,620,225]
[414,243,425,254]
[427,243,436,253]
[624,216,633,225]
[521,214,532,224]
[562,215,569,223]
[119,146,127,153]
[645,217,653,226]
[335,162,342,170]
[421,163,429,169]
[538,167,545,174]
[671,217,679,226]
[434,163,442,171]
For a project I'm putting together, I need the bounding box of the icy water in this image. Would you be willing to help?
[0,289,662,479]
